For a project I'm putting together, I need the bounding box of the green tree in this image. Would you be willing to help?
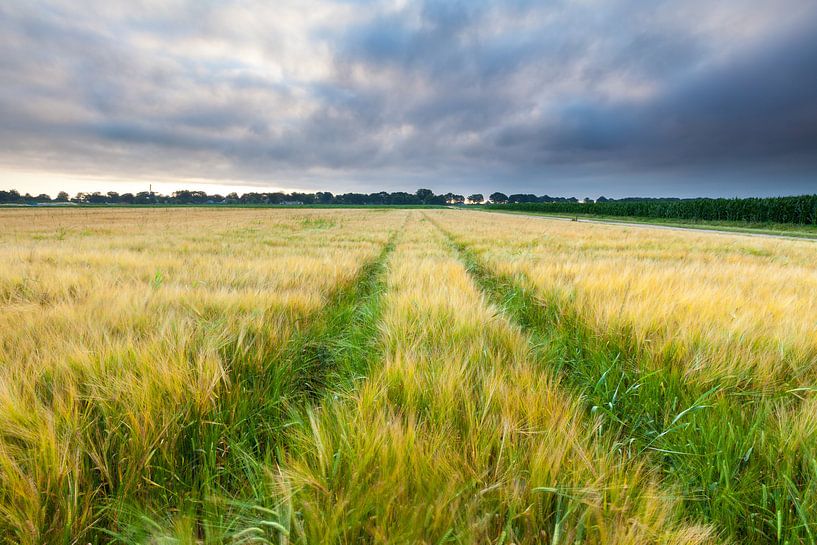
[415,188,434,204]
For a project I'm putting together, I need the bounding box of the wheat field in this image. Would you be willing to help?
[0,207,815,544]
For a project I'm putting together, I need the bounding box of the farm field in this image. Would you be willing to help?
[1,207,816,544]
[483,209,817,240]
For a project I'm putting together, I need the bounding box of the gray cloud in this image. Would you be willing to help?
[1,0,815,197]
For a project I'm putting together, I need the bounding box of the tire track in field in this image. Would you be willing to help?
[260,213,714,544]
[287,225,401,400]
[107,217,406,542]
[214,216,405,457]
[426,213,816,544]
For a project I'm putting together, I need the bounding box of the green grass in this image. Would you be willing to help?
[5,208,817,543]
[94,233,397,544]
[429,218,817,544]
[299,217,337,229]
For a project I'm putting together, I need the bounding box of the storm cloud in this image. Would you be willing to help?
[1,0,815,197]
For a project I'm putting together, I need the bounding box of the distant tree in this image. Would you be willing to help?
[291,192,315,205]
[120,193,135,204]
[489,192,508,204]
[134,191,153,204]
[0,189,22,203]
[316,191,334,204]
[35,193,52,202]
[56,191,70,202]
[442,192,465,205]
[92,192,109,204]
[363,192,386,205]
[596,196,609,202]
[508,193,537,203]
[238,192,265,204]
[107,191,120,203]
[390,192,421,205]
[77,192,108,204]
[336,192,368,205]
[583,197,594,204]
[467,194,484,205]
[415,188,434,204]
[172,190,190,203]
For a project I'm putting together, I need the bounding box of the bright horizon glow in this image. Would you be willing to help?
[0,169,305,198]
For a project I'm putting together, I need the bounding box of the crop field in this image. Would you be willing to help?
[1,207,816,544]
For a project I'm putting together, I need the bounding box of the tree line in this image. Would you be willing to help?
[0,188,476,206]
[0,188,588,206]
[490,195,817,225]
[3,187,815,225]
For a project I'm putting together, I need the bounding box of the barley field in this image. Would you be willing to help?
[0,207,815,544]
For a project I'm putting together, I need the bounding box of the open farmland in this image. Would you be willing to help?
[1,208,816,544]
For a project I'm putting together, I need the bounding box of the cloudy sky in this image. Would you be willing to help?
[1,1,816,198]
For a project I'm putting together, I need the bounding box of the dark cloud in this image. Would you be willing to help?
[539,17,817,165]
[0,0,815,197]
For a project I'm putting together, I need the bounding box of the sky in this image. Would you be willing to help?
[1,1,816,199]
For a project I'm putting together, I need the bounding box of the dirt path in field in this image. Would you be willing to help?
[481,210,817,242]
